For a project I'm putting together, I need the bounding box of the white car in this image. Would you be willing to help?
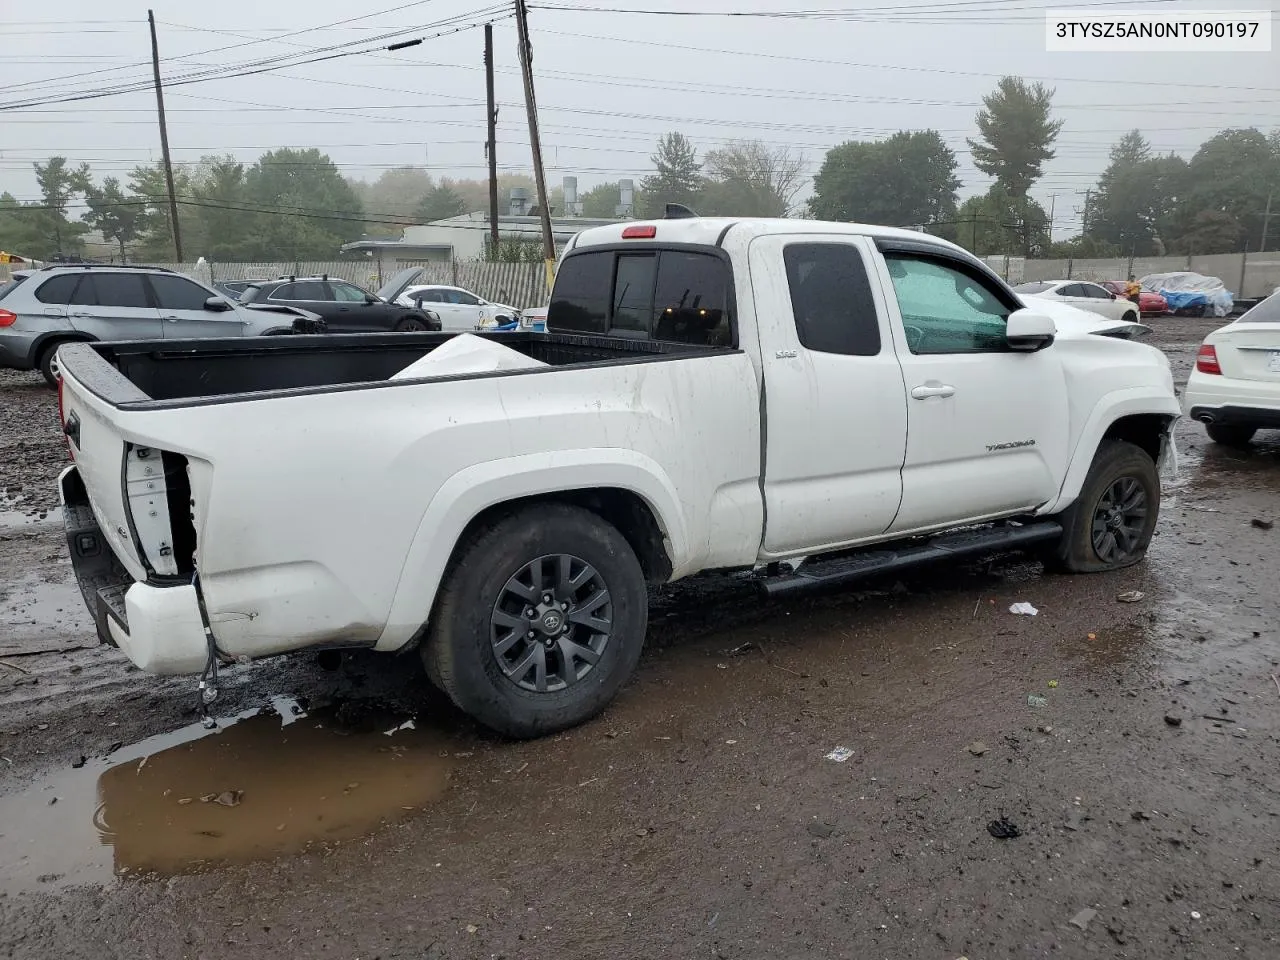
[55,215,1179,738]
[393,284,521,332]
[1184,291,1280,447]
[1015,280,1142,325]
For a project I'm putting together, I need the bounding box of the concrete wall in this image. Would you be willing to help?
[1013,250,1280,299]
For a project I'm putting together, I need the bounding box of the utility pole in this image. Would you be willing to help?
[148,10,183,261]
[484,23,499,256]
[513,0,556,288]
[1260,188,1274,252]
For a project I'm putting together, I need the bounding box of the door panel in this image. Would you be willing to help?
[66,273,162,341]
[749,234,908,558]
[876,252,1069,534]
[150,274,244,339]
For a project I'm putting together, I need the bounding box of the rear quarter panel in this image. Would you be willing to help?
[113,352,763,657]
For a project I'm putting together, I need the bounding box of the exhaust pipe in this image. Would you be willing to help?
[1197,412,1215,424]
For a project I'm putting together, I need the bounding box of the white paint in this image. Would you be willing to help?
[58,216,1180,674]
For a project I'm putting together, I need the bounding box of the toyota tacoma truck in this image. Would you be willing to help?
[54,216,1179,737]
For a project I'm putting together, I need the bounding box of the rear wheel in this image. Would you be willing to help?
[422,503,648,738]
[1048,440,1159,573]
[37,342,63,388]
[1205,423,1256,448]
[1121,310,1139,324]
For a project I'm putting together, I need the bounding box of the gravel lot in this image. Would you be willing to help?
[3,319,1280,960]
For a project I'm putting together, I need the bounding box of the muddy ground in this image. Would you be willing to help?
[2,319,1280,960]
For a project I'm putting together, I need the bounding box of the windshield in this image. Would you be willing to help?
[1013,281,1056,294]
[1239,291,1280,323]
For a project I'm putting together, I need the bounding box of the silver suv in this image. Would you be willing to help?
[0,264,323,386]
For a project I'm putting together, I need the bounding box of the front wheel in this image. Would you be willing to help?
[422,503,648,738]
[394,314,432,332]
[1048,440,1159,573]
[1205,423,1256,448]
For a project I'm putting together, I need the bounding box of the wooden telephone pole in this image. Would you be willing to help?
[513,0,556,289]
[147,10,183,261]
[484,23,500,255]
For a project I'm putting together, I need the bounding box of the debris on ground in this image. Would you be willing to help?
[1009,602,1039,616]
[825,746,854,762]
[987,817,1021,839]
[1165,714,1183,727]
[1028,694,1049,708]
[1048,680,1059,689]
[1117,590,1146,603]
[1191,911,1202,921]
[968,741,988,756]
[806,820,835,838]
[200,790,243,807]
[724,642,757,657]
[1251,518,1273,531]
[1131,810,1151,821]
[70,755,85,769]
[1069,908,1098,930]
[1038,725,1054,734]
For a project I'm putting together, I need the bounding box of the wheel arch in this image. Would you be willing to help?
[29,330,96,369]
[1044,392,1181,515]
[375,453,689,652]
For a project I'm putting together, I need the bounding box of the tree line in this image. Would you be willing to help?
[3,77,1276,263]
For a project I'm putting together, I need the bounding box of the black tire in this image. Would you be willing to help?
[394,314,432,332]
[422,503,648,738]
[1121,310,1139,324]
[1048,440,1159,573]
[37,342,63,388]
[1205,423,1256,448]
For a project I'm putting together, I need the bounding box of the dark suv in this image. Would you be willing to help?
[240,277,441,333]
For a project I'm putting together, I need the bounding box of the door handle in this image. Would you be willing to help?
[910,383,956,400]
[69,311,90,318]
[163,316,182,322]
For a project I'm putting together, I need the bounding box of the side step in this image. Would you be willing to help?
[761,521,1062,598]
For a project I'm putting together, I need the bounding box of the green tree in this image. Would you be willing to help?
[1176,128,1279,252]
[639,132,702,216]
[954,184,1049,257]
[240,148,364,260]
[1090,131,1160,254]
[809,131,960,228]
[700,140,805,217]
[579,181,621,218]
[1174,209,1244,255]
[0,192,57,259]
[127,162,199,261]
[82,177,144,262]
[415,183,466,222]
[34,157,91,253]
[190,157,248,261]
[967,77,1063,198]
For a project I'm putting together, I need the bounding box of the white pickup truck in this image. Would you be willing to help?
[54,217,1179,737]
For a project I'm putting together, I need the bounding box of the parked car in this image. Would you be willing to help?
[494,305,547,333]
[1013,280,1142,324]
[0,264,322,386]
[55,216,1179,738]
[1099,280,1168,317]
[1184,290,1280,447]
[393,284,522,332]
[239,277,440,333]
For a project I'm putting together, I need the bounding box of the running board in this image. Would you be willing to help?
[761,521,1062,598]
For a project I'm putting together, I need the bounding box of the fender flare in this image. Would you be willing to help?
[374,449,690,651]
[28,331,95,369]
[1043,388,1182,514]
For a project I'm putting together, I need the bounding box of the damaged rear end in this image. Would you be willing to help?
[56,355,210,677]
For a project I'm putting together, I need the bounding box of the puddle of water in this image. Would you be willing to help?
[0,506,63,533]
[0,698,457,892]
[0,573,90,654]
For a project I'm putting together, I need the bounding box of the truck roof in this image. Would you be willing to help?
[567,217,968,256]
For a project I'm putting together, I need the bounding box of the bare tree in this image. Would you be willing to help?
[702,141,806,215]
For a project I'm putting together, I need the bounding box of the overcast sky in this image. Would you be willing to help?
[2,0,1278,237]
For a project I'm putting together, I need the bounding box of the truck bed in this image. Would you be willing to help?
[59,332,731,408]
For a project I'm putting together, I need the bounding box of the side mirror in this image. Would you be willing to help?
[1006,308,1055,351]
[203,296,233,312]
[364,294,378,304]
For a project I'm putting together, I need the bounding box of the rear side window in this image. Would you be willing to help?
[150,274,213,311]
[783,243,880,356]
[85,273,150,308]
[35,274,82,304]
[0,275,27,302]
[550,248,732,345]
[549,252,612,333]
[271,281,328,301]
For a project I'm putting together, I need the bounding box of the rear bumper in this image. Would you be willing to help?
[1188,404,1280,430]
[59,465,210,675]
[0,334,34,370]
